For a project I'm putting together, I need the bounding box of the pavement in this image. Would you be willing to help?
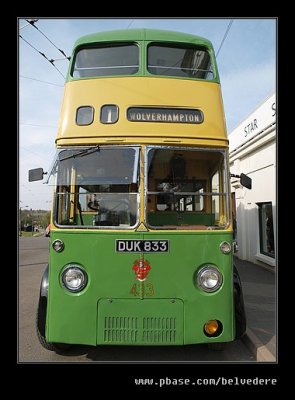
[234,256,276,362]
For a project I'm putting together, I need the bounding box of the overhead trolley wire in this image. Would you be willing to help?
[20,75,63,87]
[19,19,38,30]
[20,123,58,128]
[20,146,52,163]
[216,19,234,58]
[19,35,65,78]
[126,20,134,29]
[25,19,70,60]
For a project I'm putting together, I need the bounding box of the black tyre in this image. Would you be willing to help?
[233,265,246,339]
[36,296,71,352]
[208,342,226,351]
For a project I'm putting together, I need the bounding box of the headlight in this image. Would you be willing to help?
[61,265,87,292]
[197,265,223,292]
[52,239,64,252]
[220,241,231,254]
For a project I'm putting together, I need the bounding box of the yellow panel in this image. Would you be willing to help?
[56,77,228,146]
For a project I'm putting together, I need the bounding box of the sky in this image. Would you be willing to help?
[19,18,276,211]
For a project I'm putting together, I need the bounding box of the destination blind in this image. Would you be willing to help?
[127,107,203,124]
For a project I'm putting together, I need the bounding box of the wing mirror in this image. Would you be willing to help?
[28,168,47,182]
[231,173,252,189]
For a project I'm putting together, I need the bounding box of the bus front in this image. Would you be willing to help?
[30,29,248,351]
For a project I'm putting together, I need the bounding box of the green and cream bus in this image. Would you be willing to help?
[29,29,251,351]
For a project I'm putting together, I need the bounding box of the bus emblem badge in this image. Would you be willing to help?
[132,259,151,281]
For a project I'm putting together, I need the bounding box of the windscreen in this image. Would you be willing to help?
[146,147,229,229]
[54,147,139,228]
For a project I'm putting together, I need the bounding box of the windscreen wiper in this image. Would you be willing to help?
[59,145,100,162]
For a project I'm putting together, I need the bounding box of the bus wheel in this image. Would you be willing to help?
[36,296,71,352]
[208,342,226,351]
[233,265,246,339]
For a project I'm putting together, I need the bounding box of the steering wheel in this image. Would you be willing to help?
[88,198,130,212]
[87,200,100,211]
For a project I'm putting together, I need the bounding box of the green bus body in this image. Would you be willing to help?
[47,230,234,345]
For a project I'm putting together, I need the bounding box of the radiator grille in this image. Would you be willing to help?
[98,299,183,345]
[143,317,176,343]
[104,317,138,343]
[103,316,177,343]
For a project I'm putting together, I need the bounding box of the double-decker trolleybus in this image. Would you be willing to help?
[29,29,252,351]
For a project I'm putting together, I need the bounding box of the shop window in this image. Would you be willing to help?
[257,202,275,258]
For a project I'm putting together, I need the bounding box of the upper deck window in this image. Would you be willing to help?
[147,44,213,79]
[72,44,139,78]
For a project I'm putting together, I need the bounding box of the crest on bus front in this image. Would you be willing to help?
[132,259,151,281]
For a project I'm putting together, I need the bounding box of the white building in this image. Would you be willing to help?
[229,93,276,268]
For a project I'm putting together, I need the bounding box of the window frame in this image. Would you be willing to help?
[53,146,141,230]
[146,42,215,81]
[257,202,275,259]
[100,104,119,124]
[71,42,141,79]
[76,105,94,126]
[144,145,230,230]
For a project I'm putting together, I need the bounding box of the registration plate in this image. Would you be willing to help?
[116,240,169,253]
